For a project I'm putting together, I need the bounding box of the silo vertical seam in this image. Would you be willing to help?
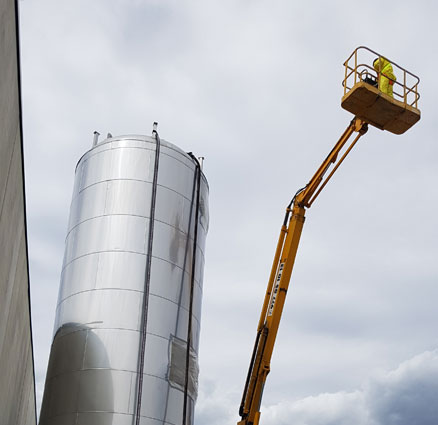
[134,131,161,425]
[183,155,201,425]
[162,153,199,425]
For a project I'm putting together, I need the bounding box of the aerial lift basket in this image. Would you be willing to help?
[341,46,420,134]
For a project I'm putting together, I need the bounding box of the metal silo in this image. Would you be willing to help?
[39,131,209,425]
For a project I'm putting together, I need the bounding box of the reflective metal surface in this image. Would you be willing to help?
[39,135,209,425]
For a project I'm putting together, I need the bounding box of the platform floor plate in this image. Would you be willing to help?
[341,82,420,134]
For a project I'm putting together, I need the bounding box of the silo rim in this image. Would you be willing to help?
[75,134,209,188]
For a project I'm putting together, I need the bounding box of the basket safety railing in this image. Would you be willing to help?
[342,46,420,109]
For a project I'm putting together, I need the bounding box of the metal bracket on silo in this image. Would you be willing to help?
[92,131,100,147]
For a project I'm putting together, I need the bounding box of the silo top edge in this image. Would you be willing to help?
[75,134,209,188]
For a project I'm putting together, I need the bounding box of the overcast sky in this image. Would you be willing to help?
[19,1,438,424]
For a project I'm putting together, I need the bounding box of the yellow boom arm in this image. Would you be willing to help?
[237,117,368,425]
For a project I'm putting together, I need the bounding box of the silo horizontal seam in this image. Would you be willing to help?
[43,411,182,425]
[65,213,198,241]
[61,250,205,284]
[75,140,156,171]
[75,138,208,187]
[46,411,180,422]
[55,289,202,325]
[77,146,197,177]
[73,179,197,205]
[45,368,178,384]
[50,327,186,345]
[78,135,193,161]
[41,412,131,422]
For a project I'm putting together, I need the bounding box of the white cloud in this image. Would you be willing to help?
[196,350,438,425]
[263,391,369,425]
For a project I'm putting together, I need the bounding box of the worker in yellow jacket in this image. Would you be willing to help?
[373,57,396,97]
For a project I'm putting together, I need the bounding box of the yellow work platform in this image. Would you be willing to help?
[342,47,421,135]
[341,81,421,135]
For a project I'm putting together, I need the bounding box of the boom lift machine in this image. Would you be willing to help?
[237,47,421,425]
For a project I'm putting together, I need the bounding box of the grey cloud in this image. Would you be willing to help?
[367,351,438,425]
[200,350,438,425]
[264,350,438,425]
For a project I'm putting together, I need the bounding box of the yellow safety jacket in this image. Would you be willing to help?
[373,57,396,97]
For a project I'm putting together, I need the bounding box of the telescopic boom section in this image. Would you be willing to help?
[237,117,368,425]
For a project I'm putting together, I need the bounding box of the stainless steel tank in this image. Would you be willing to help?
[39,133,209,425]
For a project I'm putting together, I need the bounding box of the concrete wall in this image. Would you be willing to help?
[0,0,37,424]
